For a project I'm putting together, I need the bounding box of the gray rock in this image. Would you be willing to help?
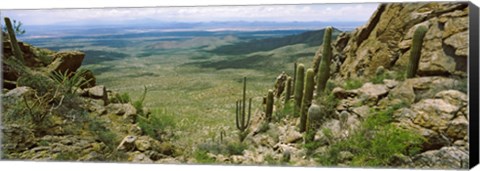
[4,86,33,99]
[410,146,469,169]
[134,136,152,152]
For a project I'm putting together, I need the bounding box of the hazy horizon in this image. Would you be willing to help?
[1,3,378,26]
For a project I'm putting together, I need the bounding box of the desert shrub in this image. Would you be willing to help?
[50,69,91,94]
[193,149,216,164]
[225,142,247,155]
[137,108,175,141]
[343,79,363,90]
[275,100,294,121]
[114,93,131,104]
[371,72,388,84]
[316,93,339,120]
[88,119,119,150]
[132,86,148,115]
[315,103,424,167]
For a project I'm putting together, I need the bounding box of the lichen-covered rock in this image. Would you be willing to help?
[2,124,36,152]
[409,146,469,169]
[106,103,137,123]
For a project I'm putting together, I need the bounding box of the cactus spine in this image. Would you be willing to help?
[316,26,333,96]
[406,25,428,78]
[265,89,274,122]
[236,77,251,132]
[4,17,24,63]
[299,69,315,132]
[284,76,292,106]
[293,64,305,117]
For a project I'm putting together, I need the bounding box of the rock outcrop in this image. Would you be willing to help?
[335,2,468,79]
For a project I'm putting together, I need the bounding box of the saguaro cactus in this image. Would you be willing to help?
[299,69,315,132]
[265,89,274,122]
[236,77,252,132]
[4,17,24,63]
[284,76,292,106]
[293,64,305,117]
[292,62,297,96]
[316,26,333,96]
[406,25,428,78]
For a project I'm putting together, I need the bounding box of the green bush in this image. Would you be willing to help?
[343,79,363,90]
[114,93,131,104]
[50,69,92,94]
[226,142,247,155]
[316,93,339,120]
[315,103,424,167]
[193,149,216,164]
[137,108,175,141]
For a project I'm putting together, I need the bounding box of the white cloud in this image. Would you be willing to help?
[1,3,379,25]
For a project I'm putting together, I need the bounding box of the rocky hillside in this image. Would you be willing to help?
[1,25,180,162]
[333,2,468,79]
[194,2,468,169]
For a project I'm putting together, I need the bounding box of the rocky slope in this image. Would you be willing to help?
[199,2,469,169]
[1,32,181,163]
[333,2,468,79]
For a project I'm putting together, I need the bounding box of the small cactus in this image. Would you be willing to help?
[375,66,385,76]
[305,103,322,143]
[284,76,292,106]
[293,64,305,117]
[265,89,274,122]
[406,25,428,78]
[236,77,252,132]
[316,26,333,96]
[299,69,315,133]
[339,110,349,129]
[4,17,24,63]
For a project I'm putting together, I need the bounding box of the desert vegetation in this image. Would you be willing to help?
[1,2,471,169]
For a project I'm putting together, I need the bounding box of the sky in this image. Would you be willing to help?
[1,3,379,26]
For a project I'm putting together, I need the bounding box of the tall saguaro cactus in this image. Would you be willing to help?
[299,69,315,132]
[265,89,274,122]
[292,62,297,96]
[236,77,252,132]
[316,26,333,96]
[406,25,428,78]
[284,76,292,106]
[4,17,24,63]
[293,64,305,117]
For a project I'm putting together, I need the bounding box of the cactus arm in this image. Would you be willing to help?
[246,98,252,127]
[235,100,241,130]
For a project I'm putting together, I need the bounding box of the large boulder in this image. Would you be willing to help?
[409,146,469,169]
[393,90,468,151]
[47,51,85,74]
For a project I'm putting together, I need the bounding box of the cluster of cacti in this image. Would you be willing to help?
[316,26,333,96]
[235,77,252,132]
[265,89,274,122]
[293,64,305,117]
[284,76,292,106]
[4,17,24,63]
[299,69,315,132]
[406,25,428,78]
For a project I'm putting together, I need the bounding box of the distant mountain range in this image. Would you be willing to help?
[21,21,364,38]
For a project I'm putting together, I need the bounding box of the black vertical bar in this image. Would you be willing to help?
[469,1,479,169]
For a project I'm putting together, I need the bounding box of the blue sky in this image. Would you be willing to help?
[1,3,379,25]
